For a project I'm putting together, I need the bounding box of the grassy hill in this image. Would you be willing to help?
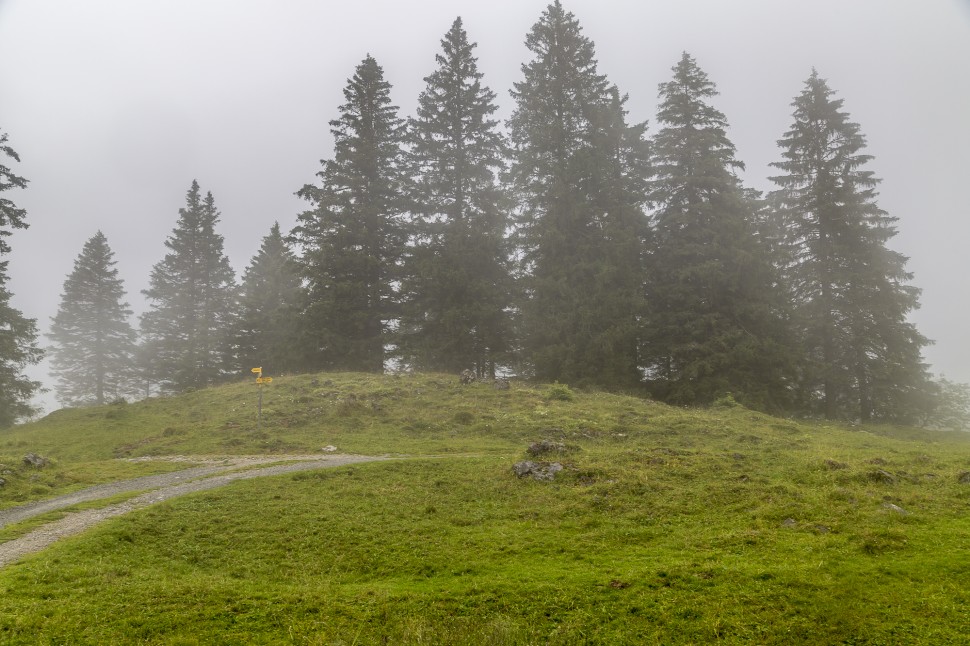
[2,372,970,643]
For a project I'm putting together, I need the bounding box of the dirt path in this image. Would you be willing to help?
[0,454,383,568]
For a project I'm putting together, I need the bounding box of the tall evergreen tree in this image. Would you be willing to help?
[0,129,41,426]
[508,1,650,388]
[234,222,304,375]
[140,180,237,392]
[642,53,794,410]
[769,71,930,422]
[293,55,406,372]
[399,17,514,378]
[48,232,137,406]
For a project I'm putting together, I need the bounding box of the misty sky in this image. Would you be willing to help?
[1,0,969,413]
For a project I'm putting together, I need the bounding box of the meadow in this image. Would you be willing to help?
[1,372,969,644]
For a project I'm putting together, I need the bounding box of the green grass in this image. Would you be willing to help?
[2,372,970,643]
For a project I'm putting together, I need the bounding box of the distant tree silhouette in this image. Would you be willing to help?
[141,180,237,392]
[642,53,795,410]
[234,222,304,375]
[48,231,138,406]
[0,128,41,426]
[770,71,931,421]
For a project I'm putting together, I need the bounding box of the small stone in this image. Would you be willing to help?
[459,369,476,385]
[0,477,5,487]
[958,471,970,484]
[813,524,831,534]
[493,378,510,390]
[22,453,49,468]
[868,469,897,484]
[512,460,563,481]
[321,445,338,453]
[823,459,848,470]
[781,518,797,528]
[513,460,537,478]
[883,502,909,515]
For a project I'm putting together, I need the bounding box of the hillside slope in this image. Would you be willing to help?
[2,372,970,643]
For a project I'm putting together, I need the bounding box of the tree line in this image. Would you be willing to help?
[2,2,966,427]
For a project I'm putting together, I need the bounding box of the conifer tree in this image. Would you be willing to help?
[293,55,406,372]
[140,180,237,392]
[0,129,41,426]
[770,71,930,421]
[48,231,137,406]
[234,222,304,375]
[508,1,650,388]
[643,53,794,410]
[399,17,514,377]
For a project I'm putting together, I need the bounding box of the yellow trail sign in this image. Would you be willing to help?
[256,377,272,384]
[251,367,262,374]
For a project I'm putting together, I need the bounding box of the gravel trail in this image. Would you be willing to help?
[0,454,383,568]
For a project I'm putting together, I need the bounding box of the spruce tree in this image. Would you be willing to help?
[0,129,41,426]
[508,1,650,388]
[643,53,794,410]
[399,17,514,377]
[293,55,406,372]
[140,180,237,392]
[770,71,930,421]
[234,222,304,375]
[48,231,137,406]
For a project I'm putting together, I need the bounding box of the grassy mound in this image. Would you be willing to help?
[2,372,970,643]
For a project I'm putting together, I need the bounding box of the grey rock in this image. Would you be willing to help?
[459,369,476,385]
[493,378,510,390]
[781,518,797,528]
[868,469,897,484]
[823,459,849,470]
[882,502,909,515]
[22,453,49,469]
[512,460,563,482]
[958,471,970,484]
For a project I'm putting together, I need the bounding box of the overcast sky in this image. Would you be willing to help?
[1,0,968,413]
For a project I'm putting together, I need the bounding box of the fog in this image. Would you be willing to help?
[1,0,968,413]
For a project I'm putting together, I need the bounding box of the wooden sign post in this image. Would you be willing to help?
[252,367,273,429]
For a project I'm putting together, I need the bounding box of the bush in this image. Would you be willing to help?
[545,383,574,402]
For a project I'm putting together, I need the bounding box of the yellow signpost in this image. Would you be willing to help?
[252,368,272,428]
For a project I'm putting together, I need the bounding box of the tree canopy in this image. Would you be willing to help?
[293,55,407,373]
[642,53,794,410]
[398,17,514,378]
[769,71,931,422]
[508,1,650,388]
